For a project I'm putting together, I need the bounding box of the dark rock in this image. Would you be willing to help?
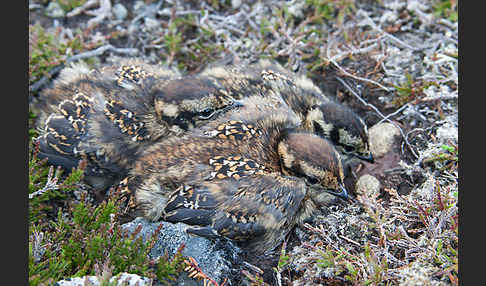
[121,217,242,285]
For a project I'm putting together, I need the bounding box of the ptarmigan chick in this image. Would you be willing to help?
[125,96,348,253]
[34,59,239,189]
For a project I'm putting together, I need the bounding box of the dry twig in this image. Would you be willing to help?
[336,77,419,159]
[30,45,139,93]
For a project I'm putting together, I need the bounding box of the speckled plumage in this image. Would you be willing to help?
[200,59,374,163]
[34,58,372,191]
[125,96,347,253]
[34,59,239,189]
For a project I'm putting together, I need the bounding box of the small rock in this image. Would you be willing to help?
[112,3,128,20]
[436,121,457,144]
[144,17,160,31]
[396,260,443,286]
[286,0,306,18]
[133,0,146,12]
[45,2,65,18]
[355,174,381,198]
[368,122,401,159]
[122,217,241,285]
[384,0,406,10]
[380,10,398,24]
[231,0,242,9]
[55,273,152,286]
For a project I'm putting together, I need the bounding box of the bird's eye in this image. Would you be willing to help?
[305,176,319,185]
[173,115,191,130]
[198,108,216,120]
[176,116,187,123]
[343,145,355,153]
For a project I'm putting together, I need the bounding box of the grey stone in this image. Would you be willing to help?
[45,2,65,18]
[286,0,306,18]
[122,217,241,285]
[355,174,381,198]
[369,122,401,159]
[55,273,152,286]
[133,1,146,12]
[112,3,128,20]
[144,17,160,31]
[435,121,457,144]
[231,0,242,9]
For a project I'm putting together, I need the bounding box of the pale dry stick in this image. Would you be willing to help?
[329,57,391,92]
[325,36,391,92]
[438,18,458,30]
[29,3,42,10]
[302,223,334,246]
[66,0,112,28]
[336,77,419,159]
[84,0,112,28]
[207,15,246,35]
[377,103,411,125]
[130,0,163,29]
[30,45,139,93]
[356,10,421,51]
[330,43,380,64]
[29,166,59,199]
[67,44,139,63]
[157,9,201,17]
[66,0,99,17]
[275,270,282,286]
[30,65,66,94]
[339,235,361,247]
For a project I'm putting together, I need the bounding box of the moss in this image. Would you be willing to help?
[392,73,439,107]
[433,0,458,22]
[28,141,189,285]
[28,140,79,222]
[160,14,226,72]
[423,144,458,172]
[155,244,186,285]
[29,188,160,285]
[28,23,100,88]
[56,0,88,12]
[305,0,356,25]
[27,140,185,284]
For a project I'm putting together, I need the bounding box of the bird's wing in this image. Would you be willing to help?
[36,90,94,170]
[164,174,307,242]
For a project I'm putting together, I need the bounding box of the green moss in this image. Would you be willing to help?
[433,0,458,22]
[160,14,226,72]
[305,0,356,25]
[28,140,79,222]
[423,144,458,172]
[155,244,186,285]
[28,147,189,285]
[29,112,39,139]
[29,24,99,88]
[29,189,161,285]
[392,73,439,107]
[29,24,79,85]
[56,0,88,12]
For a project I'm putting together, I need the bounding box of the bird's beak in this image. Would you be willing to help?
[325,183,349,200]
[356,152,374,163]
[218,99,244,116]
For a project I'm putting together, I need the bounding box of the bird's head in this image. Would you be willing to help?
[153,77,241,133]
[277,131,348,201]
[304,101,374,163]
